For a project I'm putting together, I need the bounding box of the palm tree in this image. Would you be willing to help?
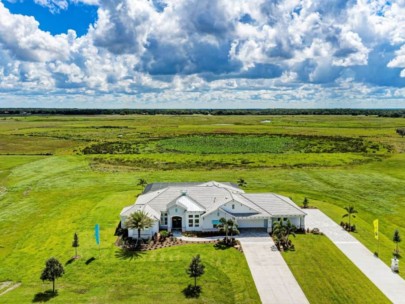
[125,210,154,246]
[342,206,358,229]
[137,178,148,188]
[218,217,230,243]
[272,219,296,249]
[227,219,239,240]
[237,178,247,188]
[272,220,286,244]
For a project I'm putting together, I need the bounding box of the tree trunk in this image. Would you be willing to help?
[194,276,197,288]
[75,247,77,258]
[52,279,55,293]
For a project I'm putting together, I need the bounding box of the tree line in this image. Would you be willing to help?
[1,108,405,117]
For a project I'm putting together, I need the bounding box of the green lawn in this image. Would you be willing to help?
[1,114,405,302]
[1,244,259,303]
[282,234,390,304]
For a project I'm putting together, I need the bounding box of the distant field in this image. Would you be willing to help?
[0,114,405,302]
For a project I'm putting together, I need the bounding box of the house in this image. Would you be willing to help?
[120,181,306,238]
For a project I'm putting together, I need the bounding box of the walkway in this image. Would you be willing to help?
[238,233,309,304]
[305,209,405,304]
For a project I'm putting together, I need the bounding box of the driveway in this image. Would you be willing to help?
[238,232,309,304]
[305,209,405,304]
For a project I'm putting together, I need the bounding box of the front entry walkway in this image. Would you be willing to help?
[305,209,405,304]
[238,233,309,304]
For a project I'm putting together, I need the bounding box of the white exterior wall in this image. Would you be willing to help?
[269,216,303,232]
[202,209,233,231]
[168,205,186,231]
[237,219,266,228]
[128,221,159,239]
[221,201,257,214]
[120,216,127,228]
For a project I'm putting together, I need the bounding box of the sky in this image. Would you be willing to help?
[0,0,405,108]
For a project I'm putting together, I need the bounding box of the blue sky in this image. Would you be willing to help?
[0,0,405,108]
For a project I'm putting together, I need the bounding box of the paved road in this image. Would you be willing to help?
[305,209,405,304]
[238,233,309,304]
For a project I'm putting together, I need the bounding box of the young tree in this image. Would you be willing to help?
[342,206,358,230]
[186,254,205,288]
[393,229,402,256]
[303,197,309,208]
[40,257,64,293]
[72,233,79,258]
[237,178,247,188]
[125,210,154,245]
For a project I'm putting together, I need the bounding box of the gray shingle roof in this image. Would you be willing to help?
[143,181,239,194]
[242,193,306,217]
[121,181,306,219]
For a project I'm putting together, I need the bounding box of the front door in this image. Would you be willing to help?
[172,216,182,229]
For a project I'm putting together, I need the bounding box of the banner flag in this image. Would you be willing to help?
[373,219,379,240]
[94,224,100,245]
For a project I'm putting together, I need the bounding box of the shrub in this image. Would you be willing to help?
[159,230,169,242]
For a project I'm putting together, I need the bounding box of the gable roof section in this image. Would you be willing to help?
[242,193,306,217]
[167,194,205,212]
[120,203,160,220]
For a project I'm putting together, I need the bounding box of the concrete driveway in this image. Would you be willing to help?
[305,209,405,304]
[238,232,309,304]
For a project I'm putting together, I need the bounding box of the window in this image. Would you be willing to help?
[217,212,220,216]
[160,212,168,225]
[232,204,235,209]
[188,214,200,228]
[283,218,287,221]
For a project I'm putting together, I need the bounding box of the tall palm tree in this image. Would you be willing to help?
[342,206,358,229]
[227,219,239,240]
[218,217,230,243]
[125,210,154,245]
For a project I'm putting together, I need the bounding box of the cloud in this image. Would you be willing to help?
[0,0,405,108]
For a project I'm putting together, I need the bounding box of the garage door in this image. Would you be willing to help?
[238,219,266,228]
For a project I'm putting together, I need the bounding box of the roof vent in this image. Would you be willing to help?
[181,190,187,196]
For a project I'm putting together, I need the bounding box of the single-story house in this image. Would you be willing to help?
[120,181,306,238]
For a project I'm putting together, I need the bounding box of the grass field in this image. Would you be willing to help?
[282,234,390,304]
[1,114,405,303]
